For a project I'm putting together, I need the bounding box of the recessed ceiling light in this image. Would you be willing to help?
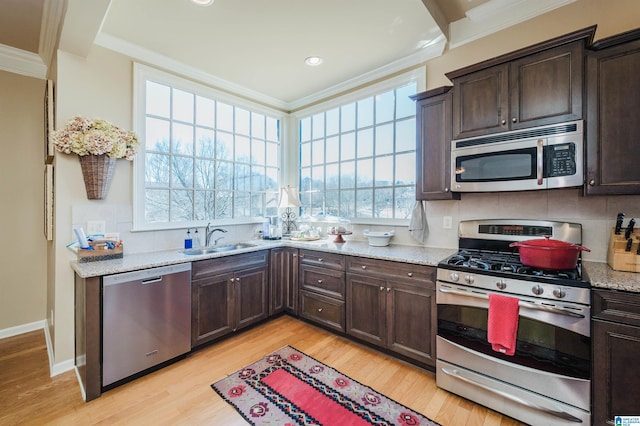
[304,56,323,66]
[191,0,214,5]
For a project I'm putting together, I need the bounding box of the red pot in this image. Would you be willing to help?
[509,236,590,270]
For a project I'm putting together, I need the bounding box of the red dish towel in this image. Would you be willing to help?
[487,293,520,356]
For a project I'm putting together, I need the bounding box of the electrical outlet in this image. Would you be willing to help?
[443,216,453,229]
[87,220,106,235]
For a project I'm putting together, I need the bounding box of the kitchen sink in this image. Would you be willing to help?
[181,242,256,255]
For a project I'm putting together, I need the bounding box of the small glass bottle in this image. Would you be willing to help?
[193,228,201,248]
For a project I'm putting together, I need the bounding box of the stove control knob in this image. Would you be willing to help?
[465,275,474,284]
[496,279,507,290]
[449,273,459,282]
[553,288,566,299]
[532,285,544,296]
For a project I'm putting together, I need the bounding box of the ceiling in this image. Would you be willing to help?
[0,0,574,111]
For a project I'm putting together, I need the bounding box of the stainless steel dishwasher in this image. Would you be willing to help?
[102,263,192,387]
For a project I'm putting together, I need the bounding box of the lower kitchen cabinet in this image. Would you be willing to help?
[191,251,269,347]
[346,257,436,366]
[592,289,640,424]
[269,247,298,316]
[298,249,345,332]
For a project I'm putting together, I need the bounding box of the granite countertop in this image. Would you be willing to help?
[70,240,640,293]
[71,238,457,279]
[583,261,640,293]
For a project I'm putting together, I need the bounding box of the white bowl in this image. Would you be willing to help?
[362,230,394,247]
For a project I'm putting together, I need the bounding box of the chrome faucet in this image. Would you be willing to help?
[205,223,228,246]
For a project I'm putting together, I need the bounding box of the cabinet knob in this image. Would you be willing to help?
[230,278,235,282]
[293,253,297,257]
[512,117,517,123]
[589,179,596,186]
[407,272,413,277]
[379,286,384,291]
[236,277,240,283]
[386,287,391,293]
[318,258,323,262]
[444,187,449,192]
[501,119,506,125]
[317,279,323,284]
[317,308,323,313]
[361,265,367,270]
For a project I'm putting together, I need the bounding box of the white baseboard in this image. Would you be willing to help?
[1,320,74,377]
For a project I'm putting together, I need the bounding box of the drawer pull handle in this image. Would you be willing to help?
[317,308,323,313]
[407,272,413,277]
[362,265,367,270]
[318,279,323,284]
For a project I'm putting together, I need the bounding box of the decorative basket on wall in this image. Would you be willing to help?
[79,154,116,200]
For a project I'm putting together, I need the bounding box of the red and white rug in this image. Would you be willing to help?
[211,345,440,425]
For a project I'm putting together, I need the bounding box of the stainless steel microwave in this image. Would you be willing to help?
[451,121,583,193]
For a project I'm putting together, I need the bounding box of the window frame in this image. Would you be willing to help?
[291,68,426,225]
[132,63,287,231]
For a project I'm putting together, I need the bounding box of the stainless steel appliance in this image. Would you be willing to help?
[451,121,583,192]
[436,219,591,425]
[102,263,192,387]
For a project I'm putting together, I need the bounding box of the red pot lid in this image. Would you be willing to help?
[510,236,589,251]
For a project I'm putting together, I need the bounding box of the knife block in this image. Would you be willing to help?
[607,228,640,272]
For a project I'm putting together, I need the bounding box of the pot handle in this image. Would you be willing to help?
[576,245,591,252]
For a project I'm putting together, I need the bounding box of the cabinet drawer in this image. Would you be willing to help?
[592,289,640,326]
[346,256,435,286]
[299,249,345,271]
[300,265,344,299]
[193,250,268,279]
[299,290,345,332]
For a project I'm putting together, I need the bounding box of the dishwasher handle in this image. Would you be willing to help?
[141,276,163,285]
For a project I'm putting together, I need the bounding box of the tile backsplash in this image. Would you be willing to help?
[71,188,640,263]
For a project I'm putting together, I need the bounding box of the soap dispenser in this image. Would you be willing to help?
[184,229,193,249]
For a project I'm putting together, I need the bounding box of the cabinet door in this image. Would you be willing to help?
[269,248,285,316]
[234,266,268,331]
[386,281,436,366]
[191,272,234,347]
[346,274,386,347]
[592,319,640,424]
[510,43,583,130]
[586,36,640,195]
[452,64,509,139]
[414,87,459,200]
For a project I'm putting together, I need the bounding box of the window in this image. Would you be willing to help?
[134,65,282,229]
[298,80,418,221]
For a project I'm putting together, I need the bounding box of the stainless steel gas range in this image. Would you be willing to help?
[436,219,591,425]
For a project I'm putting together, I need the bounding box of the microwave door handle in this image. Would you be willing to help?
[537,139,544,185]
[437,287,584,318]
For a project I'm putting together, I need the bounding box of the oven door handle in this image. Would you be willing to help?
[438,287,585,319]
[440,367,583,423]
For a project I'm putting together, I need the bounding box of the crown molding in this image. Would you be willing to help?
[0,43,47,79]
[449,0,576,49]
[95,32,291,111]
[96,31,446,112]
[39,0,67,72]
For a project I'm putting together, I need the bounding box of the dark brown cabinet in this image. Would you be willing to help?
[585,28,640,195]
[191,251,269,347]
[298,249,345,332]
[447,27,594,140]
[592,289,640,424]
[411,87,459,200]
[269,247,298,315]
[346,256,437,366]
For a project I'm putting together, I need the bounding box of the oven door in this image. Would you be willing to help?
[436,281,591,421]
[451,138,543,192]
[436,281,590,379]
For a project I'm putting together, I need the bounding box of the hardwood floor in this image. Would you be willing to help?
[0,316,524,425]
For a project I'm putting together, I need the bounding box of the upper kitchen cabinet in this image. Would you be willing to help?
[447,26,595,140]
[585,28,640,195]
[411,87,460,200]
